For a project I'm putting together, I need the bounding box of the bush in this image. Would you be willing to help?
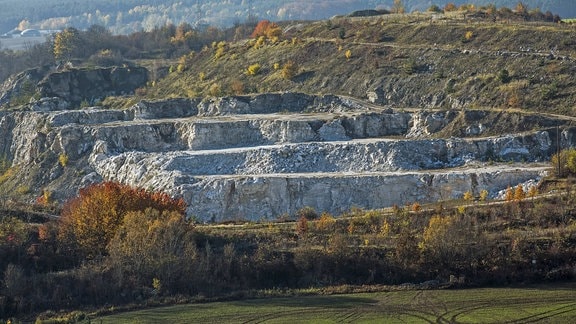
[251,20,282,39]
[246,63,261,75]
[551,148,576,178]
[296,206,318,220]
[498,69,511,84]
[58,182,186,258]
[281,60,299,79]
[107,208,196,288]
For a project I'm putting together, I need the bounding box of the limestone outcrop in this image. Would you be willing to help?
[0,93,571,221]
[0,65,148,108]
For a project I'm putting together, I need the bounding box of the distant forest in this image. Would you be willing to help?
[0,0,574,35]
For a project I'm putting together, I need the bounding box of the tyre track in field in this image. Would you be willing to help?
[508,301,576,323]
[240,307,323,324]
[333,309,364,323]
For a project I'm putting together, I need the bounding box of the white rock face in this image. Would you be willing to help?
[0,94,570,221]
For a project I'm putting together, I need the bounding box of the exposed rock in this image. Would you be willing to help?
[367,86,388,105]
[0,66,51,107]
[0,93,570,222]
[30,97,71,112]
[38,66,148,107]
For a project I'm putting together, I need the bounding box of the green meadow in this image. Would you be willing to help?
[92,284,576,323]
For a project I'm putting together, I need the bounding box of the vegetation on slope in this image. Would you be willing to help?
[2,170,576,321]
[143,12,576,115]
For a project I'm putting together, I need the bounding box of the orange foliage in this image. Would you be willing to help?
[58,181,186,258]
[251,20,282,39]
[444,3,457,12]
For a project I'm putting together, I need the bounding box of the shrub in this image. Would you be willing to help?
[551,148,576,177]
[208,83,221,97]
[345,49,352,60]
[403,58,417,74]
[296,216,308,237]
[514,185,526,201]
[444,3,457,12]
[251,20,281,39]
[498,69,511,84]
[58,153,69,167]
[427,5,442,13]
[296,206,318,220]
[479,189,489,201]
[281,60,299,79]
[315,212,336,232]
[541,82,559,101]
[505,186,514,202]
[246,63,261,76]
[231,79,244,95]
[0,217,28,248]
[107,208,196,287]
[58,181,186,258]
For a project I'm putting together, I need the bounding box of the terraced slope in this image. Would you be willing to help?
[1,92,572,221]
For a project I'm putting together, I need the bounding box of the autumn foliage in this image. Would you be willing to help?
[58,181,186,257]
[251,20,282,39]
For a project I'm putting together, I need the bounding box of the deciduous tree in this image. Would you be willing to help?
[53,27,81,61]
[58,181,186,258]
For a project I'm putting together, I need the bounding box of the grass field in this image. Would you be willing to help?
[90,283,576,323]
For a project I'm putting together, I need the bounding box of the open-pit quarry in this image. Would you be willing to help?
[2,93,573,222]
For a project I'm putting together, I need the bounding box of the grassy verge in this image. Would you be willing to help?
[87,283,576,323]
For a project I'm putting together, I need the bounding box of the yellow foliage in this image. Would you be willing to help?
[281,60,299,80]
[528,186,538,198]
[208,83,221,97]
[479,189,489,201]
[347,221,355,235]
[53,28,80,61]
[108,208,196,275]
[457,206,466,214]
[316,212,336,232]
[59,182,186,258]
[419,215,453,251]
[15,185,30,195]
[379,219,390,237]
[505,186,514,202]
[246,63,261,76]
[514,184,525,201]
[345,49,352,60]
[253,36,266,49]
[59,153,69,167]
[463,191,474,201]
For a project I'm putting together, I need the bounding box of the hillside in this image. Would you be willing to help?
[2,12,576,322]
[0,12,574,219]
[147,13,576,115]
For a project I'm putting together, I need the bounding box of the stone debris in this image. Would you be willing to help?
[0,93,569,222]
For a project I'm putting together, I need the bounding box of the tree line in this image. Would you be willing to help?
[1,173,575,321]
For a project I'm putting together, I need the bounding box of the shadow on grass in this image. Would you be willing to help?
[233,295,378,309]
